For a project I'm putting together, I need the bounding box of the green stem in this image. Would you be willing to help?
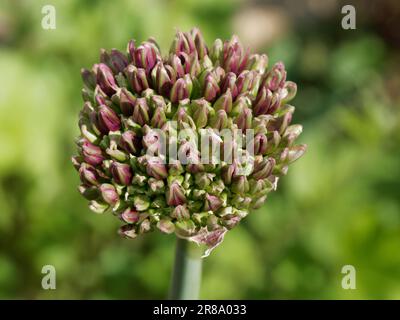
[169,237,203,300]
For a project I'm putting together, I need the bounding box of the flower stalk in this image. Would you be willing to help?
[169,238,203,300]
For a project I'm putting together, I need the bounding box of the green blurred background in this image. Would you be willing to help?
[0,0,399,299]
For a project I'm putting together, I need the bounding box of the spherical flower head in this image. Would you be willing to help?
[73,28,307,257]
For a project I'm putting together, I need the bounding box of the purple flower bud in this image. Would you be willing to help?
[134,42,159,73]
[120,208,139,224]
[281,81,297,103]
[98,104,121,132]
[120,130,141,155]
[221,72,238,99]
[132,98,150,126]
[143,127,165,155]
[171,205,190,220]
[247,54,268,73]
[127,39,136,62]
[88,110,108,136]
[254,87,281,115]
[254,133,268,155]
[107,49,128,74]
[235,107,252,130]
[126,65,149,94]
[94,90,108,106]
[232,176,249,194]
[166,182,186,206]
[223,36,249,75]
[264,62,286,91]
[204,194,223,211]
[213,89,232,113]
[191,27,208,58]
[96,63,118,96]
[267,107,293,134]
[170,77,190,103]
[119,87,136,116]
[170,31,196,56]
[146,157,168,180]
[151,107,167,128]
[110,162,132,185]
[221,163,237,185]
[175,106,195,129]
[203,73,220,102]
[81,140,104,165]
[221,214,242,229]
[79,163,100,186]
[151,62,174,96]
[236,70,254,94]
[252,157,275,180]
[170,54,185,78]
[99,183,119,205]
[178,141,201,166]
[81,68,96,90]
[213,66,226,82]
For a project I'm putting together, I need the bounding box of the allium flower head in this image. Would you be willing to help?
[73,28,306,256]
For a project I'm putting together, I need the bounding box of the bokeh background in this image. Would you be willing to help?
[0,0,399,299]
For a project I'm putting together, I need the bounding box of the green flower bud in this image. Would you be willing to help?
[166,182,186,206]
[119,87,137,116]
[191,99,211,129]
[132,97,150,126]
[213,89,233,113]
[110,162,132,185]
[133,195,150,211]
[89,200,109,214]
[78,185,100,200]
[210,38,223,63]
[171,205,190,220]
[157,219,175,234]
[79,163,100,186]
[252,157,275,180]
[204,194,223,212]
[175,219,197,237]
[146,157,168,180]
